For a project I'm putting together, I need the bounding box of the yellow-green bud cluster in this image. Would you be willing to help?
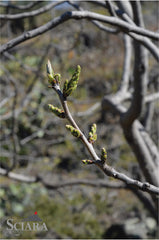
[63,65,81,98]
[46,60,61,85]
[101,147,107,162]
[82,159,94,164]
[48,104,65,118]
[88,123,97,144]
[66,125,81,138]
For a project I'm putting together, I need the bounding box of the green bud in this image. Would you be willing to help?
[46,60,54,84]
[101,147,107,162]
[82,159,94,164]
[66,125,81,138]
[63,65,81,97]
[88,123,97,143]
[48,104,65,118]
[91,124,96,134]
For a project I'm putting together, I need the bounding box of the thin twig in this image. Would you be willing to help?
[0,1,42,10]
[68,0,119,34]
[118,34,132,93]
[0,1,65,20]
[1,11,159,54]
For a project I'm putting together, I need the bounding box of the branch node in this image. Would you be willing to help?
[143,182,150,189]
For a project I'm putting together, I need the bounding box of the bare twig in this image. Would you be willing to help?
[144,102,155,133]
[42,178,126,190]
[67,11,159,40]
[118,34,132,93]
[0,1,42,10]
[0,1,65,20]
[91,20,119,34]
[115,1,133,19]
[118,4,159,190]
[1,68,18,172]
[68,0,119,34]
[130,1,144,27]
[122,26,148,126]
[114,2,159,61]
[145,92,159,103]
[94,159,159,195]
[102,94,159,187]
[76,102,100,117]
[106,0,117,17]
[1,10,159,54]
[128,32,159,61]
[0,168,37,183]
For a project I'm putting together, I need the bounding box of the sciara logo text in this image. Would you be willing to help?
[1,211,48,237]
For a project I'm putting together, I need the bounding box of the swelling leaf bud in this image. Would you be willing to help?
[46,60,54,84]
[82,159,94,164]
[48,104,65,118]
[66,125,81,138]
[63,65,81,97]
[91,124,96,134]
[88,123,97,143]
[101,147,107,162]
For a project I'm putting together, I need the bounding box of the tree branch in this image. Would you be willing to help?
[47,68,159,195]
[0,1,65,20]
[115,0,133,19]
[68,0,119,34]
[0,1,42,10]
[0,167,37,183]
[2,68,19,172]
[128,32,159,61]
[42,178,126,190]
[76,102,100,117]
[145,92,159,103]
[102,94,159,187]
[118,34,132,93]
[114,2,159,61]
[68,11,159,40]
[121,10,148,127]
[1,11,159,54]
[106,0,117,17]
[98,164,159,195]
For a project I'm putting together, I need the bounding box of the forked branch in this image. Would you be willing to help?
[46,61,159,196]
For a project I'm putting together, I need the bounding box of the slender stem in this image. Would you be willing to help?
[54,85,99,160]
